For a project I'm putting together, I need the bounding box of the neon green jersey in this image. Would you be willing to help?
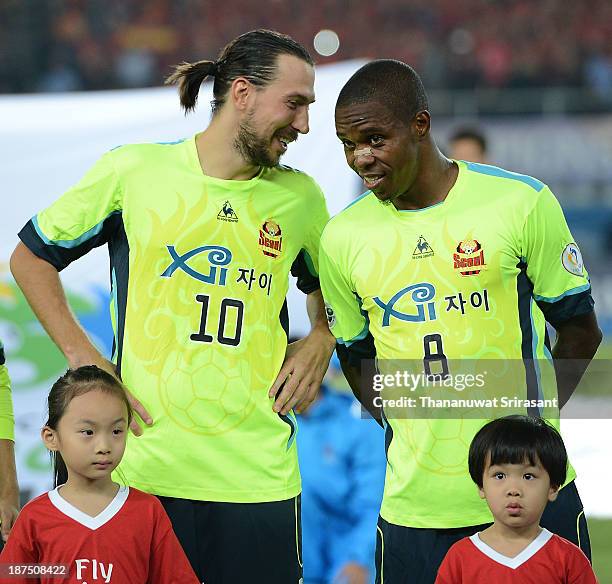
[0,340,15,441]
[319,161,593,528]
[19,135,329,502]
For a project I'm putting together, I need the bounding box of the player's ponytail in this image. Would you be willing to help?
[166,30,313,116]
[45,366,132,488]
[165,60,217,115]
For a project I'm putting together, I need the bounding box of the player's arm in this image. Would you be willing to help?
[0,440,19,543]
[523,186,602,408]
[336,337,381,424]
[10,244,104,371]
[270,289,336,415]
[271,187,336,415]
[552,312,602,408]
[10,246,151,436]
[317,235,381,424]
[0,357,19,543]
[10,152,152,434]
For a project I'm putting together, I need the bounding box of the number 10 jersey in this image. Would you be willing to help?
[19,135,329,503]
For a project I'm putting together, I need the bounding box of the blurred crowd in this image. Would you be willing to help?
[1,0,611,98]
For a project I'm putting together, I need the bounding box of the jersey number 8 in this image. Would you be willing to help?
[423,333,449,379]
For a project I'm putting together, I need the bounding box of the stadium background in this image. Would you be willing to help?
[1,0,611,580]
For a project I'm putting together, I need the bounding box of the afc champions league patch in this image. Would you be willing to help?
[324,302,336,328]
[258,219,282,258]
[453,238,486,276]
[561,243,584,276]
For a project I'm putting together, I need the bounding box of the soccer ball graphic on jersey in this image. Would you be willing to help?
[159,349,255,436]
[402,418,476,475]
[457,239,479,255]
[399,381,493,476]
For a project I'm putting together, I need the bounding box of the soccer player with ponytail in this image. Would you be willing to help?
[11,29,334,583]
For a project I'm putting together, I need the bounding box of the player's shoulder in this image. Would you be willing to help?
[105,137,190,169]
[321,191,376,242]
[267,164,325,198]
[461,161,548,195]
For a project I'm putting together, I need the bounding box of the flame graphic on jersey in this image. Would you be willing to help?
[123,188,274,436]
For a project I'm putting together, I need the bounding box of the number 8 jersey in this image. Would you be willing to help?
[319,161,594,529]
[18,135,329,503]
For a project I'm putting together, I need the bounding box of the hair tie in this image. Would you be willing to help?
[209,61,218,76]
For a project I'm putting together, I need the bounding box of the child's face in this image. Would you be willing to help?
[479,454,559,530]
[42,389,128,483]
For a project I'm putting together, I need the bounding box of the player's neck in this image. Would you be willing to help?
[59,474,120,517]
[478,521,543,557]
[195,125,261,181]
[393,148,458,211]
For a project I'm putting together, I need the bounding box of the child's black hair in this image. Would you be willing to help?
[468,415,567,489]
[45,365,132,487]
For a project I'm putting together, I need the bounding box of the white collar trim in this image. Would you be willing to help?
[48,485,129,530]
[469,528,553,569]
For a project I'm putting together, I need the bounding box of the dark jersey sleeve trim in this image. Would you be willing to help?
[337,332,376,367]
[18,212,122,272]
[536,289,595,329]
[291,250,320,294]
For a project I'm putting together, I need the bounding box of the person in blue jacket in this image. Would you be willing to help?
[298,355,386,584]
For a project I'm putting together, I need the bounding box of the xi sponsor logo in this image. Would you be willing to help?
[373,282,437,327]
[161,245,232,285]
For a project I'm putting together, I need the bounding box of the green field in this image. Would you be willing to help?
[591,518,612,583]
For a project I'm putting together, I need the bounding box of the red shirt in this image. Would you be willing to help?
[435,529,598,584]
[0,486,199,583]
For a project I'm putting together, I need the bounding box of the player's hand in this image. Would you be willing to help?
[333,562,369,584]
[69,355,153,436]
[269,327,335,415]
[92,358,153,436]
[0,484,19,542]
[123,385,154,437]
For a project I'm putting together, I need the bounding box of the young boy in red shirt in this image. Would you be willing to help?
[436,415,598,583]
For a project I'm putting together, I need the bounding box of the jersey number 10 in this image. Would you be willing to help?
[190,294,244,346]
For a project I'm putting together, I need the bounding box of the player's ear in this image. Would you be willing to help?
[478,485,486,500]
[412,110,430,140]
[548,485,560,502]
[231,77,253,112]
[41,426,59,452]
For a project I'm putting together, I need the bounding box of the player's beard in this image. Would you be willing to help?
[234,114,279,168]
